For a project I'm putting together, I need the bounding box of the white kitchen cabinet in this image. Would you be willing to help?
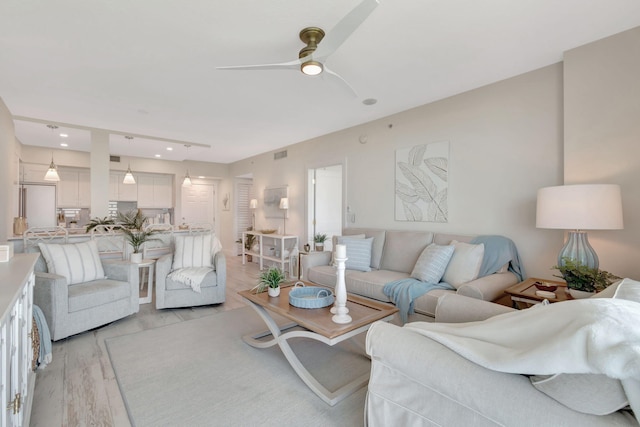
[21,163,49,183]
[109,172,138,201]
[57,170,91,208]
[1,253,38,427]
[137,174,173,208]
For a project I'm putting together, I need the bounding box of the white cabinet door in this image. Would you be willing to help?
[118,175,138,201]
[78,171,91,207]
[153,175,173,208]
[57,170,79,207]
[22,163,48,183]
[109,173,119,200]
[136,175,155,208]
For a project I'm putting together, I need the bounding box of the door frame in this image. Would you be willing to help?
[305,158,347,247]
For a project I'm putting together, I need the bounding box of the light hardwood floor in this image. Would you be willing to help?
[30,254,264,427]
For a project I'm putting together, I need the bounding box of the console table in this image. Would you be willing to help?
[0,253,38,427]
[242,231,298,272]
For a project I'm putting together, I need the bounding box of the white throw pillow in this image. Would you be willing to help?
[38,240,106,285]
[172,233,213,269]
[442,241,485,288]
[411,243,455,283]
[340,237,373,272]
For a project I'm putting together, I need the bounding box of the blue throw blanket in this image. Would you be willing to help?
[470,235,525,282]
[33,305,52,369]
[384,235,525,324]
[383,279,454,324]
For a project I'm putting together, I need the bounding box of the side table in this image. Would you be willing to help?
[297,251,309,279]
[504,277,570,309]
[136,259,156,304]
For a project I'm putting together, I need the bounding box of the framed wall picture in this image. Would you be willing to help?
[395,141,449,222]
[264,186,288,218]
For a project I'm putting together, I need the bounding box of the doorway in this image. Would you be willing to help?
[307,164,343,250]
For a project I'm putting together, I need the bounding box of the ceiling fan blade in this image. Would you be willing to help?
[324,66,358,98]
[217,58,301,71]
[313,0,380,60]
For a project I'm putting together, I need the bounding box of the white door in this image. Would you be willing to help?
[181,183,217,229]
[307,164,343,250]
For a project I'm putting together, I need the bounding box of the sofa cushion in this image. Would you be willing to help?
[613,277,640,302]
[332,234,365,265]
[68,279,130,312]
[343,228,386,269]
[413,288,456,317]
[341,237,374,272]
[307,265,357,288]
[38,240,106,285]
[380,230,433,273]
[172,233,213,269]
[442,241,485,288]
[529,373,628,415]
[411,244,454,283]
[346,270,410,302]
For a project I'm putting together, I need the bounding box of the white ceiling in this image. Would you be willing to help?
[1,0,639,164]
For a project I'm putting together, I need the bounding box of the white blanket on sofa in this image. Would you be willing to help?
[405,298,640,419]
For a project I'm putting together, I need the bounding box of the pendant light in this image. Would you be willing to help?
[182,145,192,186]
[123,136,136,184]
[43,125,60,181]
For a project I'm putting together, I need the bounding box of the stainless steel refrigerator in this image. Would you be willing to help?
[20,184,57,228]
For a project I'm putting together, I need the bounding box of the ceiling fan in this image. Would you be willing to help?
[217,0,380,96]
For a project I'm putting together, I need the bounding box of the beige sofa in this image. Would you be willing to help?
[365,285,639,426]
[300,228,521,318]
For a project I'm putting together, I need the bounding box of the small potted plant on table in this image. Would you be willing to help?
[314,233,328,252]
[553,257,620,298]
[118,210,156,263]
[255,266,286,297]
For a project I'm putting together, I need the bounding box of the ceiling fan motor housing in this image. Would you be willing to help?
[298,27,325,59]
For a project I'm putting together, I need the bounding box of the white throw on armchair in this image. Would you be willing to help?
[155,232,226,309]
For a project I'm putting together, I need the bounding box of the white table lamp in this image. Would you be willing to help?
[536,184,623,269]
[279,197,289,235]
[249,198,258,229]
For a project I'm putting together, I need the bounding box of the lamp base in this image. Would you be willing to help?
[558,230,599,270]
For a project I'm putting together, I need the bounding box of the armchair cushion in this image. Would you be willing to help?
[38,240,105,285]
[68,279,132,312]
[172,233,213,269]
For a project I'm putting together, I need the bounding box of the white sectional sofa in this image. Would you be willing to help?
[300,227,522,318]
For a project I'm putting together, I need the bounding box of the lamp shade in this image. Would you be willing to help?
[249,199,258,209]
[536,184,623,230]
[279,197,289,210]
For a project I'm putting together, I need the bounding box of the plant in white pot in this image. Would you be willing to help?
[313,233,328,251]
[553,258,620,298]
[255,266,286,297]
[117,210,157,263]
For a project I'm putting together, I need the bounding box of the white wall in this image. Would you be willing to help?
[564,27,640,279]
[0,97,17,240]
[229,64,565,278]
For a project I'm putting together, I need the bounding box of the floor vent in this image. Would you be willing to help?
[110,155,121,163]
[274,150,287,160]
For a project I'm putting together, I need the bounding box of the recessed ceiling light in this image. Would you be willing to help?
[362,98,377,106]
[59,133,68,138]
[154,154,161,158]
[60,143,68,147]
[166,147,173,151]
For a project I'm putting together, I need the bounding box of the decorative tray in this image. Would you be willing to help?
[289,283,334,309]
[260,229,277,234]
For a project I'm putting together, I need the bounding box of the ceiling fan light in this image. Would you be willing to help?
[301,60,323,76]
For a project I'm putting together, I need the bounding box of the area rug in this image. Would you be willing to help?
[105,306,370,426]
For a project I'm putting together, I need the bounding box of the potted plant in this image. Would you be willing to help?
[117,210,156,263]
[553,257,620,298]
[236,227,257,262]
[255,266,286,297]
[314,233,328,252]
[85,216,115,233]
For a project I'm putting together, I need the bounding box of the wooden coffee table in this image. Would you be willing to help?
[238,283,398,406]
